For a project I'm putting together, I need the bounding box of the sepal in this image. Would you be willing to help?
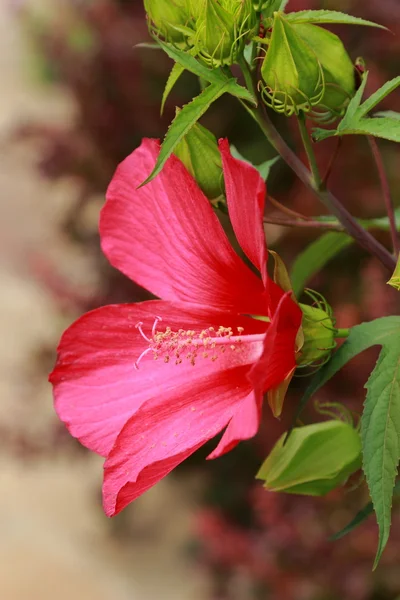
[257,420,362,496]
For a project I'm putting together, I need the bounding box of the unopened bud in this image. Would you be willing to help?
[261,13,355,120]
[257,420,362,496]
[261,13,324,116]
[195,0,257,66]
[297,302,336,367]
[294,23,355,122]
[144,0,195,45]
[174,120,223,200]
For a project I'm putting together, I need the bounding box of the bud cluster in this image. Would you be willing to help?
[144,0,258,66]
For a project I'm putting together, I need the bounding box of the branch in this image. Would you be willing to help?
[250,101,396,271]
[368,136,400,256]
[263,216,344,231]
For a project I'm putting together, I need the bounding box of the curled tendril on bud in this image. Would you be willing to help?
[313,399,360,429]
[258,67,325,117]
[195,6,257,68]
[309,82,354,125]
[260,13,356,122]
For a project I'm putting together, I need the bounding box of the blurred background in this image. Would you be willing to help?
[0,0,399,599]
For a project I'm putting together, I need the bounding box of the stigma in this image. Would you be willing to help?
[134,317,249,370]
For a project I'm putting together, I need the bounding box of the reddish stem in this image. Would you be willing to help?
[268,196,311,221]
[263,216,344,231]
[368,136,400,256]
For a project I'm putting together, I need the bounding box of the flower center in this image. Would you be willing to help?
[134,317,258,370]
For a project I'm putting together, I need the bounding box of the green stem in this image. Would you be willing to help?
[297,112,323,190]
[263,216,344,231]
[336,328,350,339]
[239,100,396,272]
[238,55,257,100]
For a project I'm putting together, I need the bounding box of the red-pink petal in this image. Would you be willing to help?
[219,139,268,282]
[101,139,269,316]
[103,366,253,516]
[207,390,262,459]
[219,139,285,312]
[50,300,267,457]
[250,293,302,394]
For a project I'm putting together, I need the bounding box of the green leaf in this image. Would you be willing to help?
[357,76,400,118]
[330,502,375,541]
[300,318,400,412]
[141,80,232,186]
[339,72,369,128]
[361,209,400,231]
[289,211,400,296]
[314,115,400,144]
[258,156,281,180]
[362,337,400,568]
[313,74,368,141]
[161,62,185,115]
[338,117,400,143]
[312,127,337,142]
[158,40,226,84]
[157,40,256,104]
[290,232,352,297]
[314,74,400,143]
[285,10,386,30]
[330,480,400,541]
[388,254,400,291]
[229,145,280,180]
[375,110,400,121]
[296,317,400,567]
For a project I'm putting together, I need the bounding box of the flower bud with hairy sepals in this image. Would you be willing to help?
[260,12,325,117]
[257,420,362,496]
[144,0,196,45]
[293,23,355,122]
[260,13,355,121]
[194,0,258,67]
[297,302,336,367]
[174,120,223,201]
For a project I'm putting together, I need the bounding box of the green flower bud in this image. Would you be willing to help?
[174,120,223,201]
[194,0,258,67]
[293,23,355,122]
[257,420,362,496]
[298,302,336,367]
[144,0,195,45]
[260,12,325,116]
[261,13,355,121]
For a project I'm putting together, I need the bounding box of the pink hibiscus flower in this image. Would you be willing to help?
[50,138,302,516]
